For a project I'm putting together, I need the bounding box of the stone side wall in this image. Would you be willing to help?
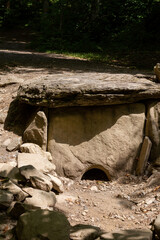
[48,103,145,179]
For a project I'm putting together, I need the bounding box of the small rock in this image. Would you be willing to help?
[23,187,56,209]
[70,224,101,240]
[6,137,22,152]
[90,186,99,192]
[47,174,64,193]
[2,180,28,201]
[19,165,52,192]
[2,138,11,147]
[20,143,52,161]
[0,163,20,181]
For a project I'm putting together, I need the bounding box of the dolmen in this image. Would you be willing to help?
[16,73,160,180]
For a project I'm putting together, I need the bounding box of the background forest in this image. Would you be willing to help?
[0,0,160,61]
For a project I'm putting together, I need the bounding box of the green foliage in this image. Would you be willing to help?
[0,0,159,51]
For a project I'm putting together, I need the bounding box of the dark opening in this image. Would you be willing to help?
[81,168,109,181]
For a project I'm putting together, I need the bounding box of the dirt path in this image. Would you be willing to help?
[0,30,159,237]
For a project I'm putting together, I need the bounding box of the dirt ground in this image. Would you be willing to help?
[0,30,159,237]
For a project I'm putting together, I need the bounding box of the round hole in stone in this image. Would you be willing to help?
[81,168,109,181]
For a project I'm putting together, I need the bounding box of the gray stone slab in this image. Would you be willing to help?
[17,76,160,108]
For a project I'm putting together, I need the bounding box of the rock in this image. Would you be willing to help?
[47,173,64,193]
[2,180,28,201]
[0,163,20,181]
[17,153,56,174]
[2,138,11,147]
[136,136,152,175]
[0,190,14,209]
[145,102,160,162]
[16,209,70,240]
[70,224,101,240]
[17,76,160,108]
[90,186,99,192]
[30,176,52,192]
[48,103,145,179]
[7,201,26,219]
[23,111,47,150]
[154,63,160,82]
[20,143,52,161]
[100,229,152,240]
[19,165,52,191]
[6,136,22,152]
[154,214,160,239]
[146,171,160,187]
[23,187,56,209]
[0,112,7,124]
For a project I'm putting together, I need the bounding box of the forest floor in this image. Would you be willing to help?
[0,29,160,237]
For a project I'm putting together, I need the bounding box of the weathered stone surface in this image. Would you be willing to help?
[136,136,152,175]
[70,224,101,240]
[100,229,152,240]
[23,187,56,209]
[20,142,52,161]
[19,165,52,191]
[23,111,47,150]
[2,180,28,201]
[48,104,145,179]
[16,209,70,240]
[154,214,160,239]
[17,76,160,108]
[17,153,56,174]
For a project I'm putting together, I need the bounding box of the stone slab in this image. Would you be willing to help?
[17,76,160,108]
[48,103,145,179]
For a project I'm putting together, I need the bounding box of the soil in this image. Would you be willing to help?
[0,29,159,238]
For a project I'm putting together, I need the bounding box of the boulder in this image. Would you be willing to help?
[16,209,70,240]
[100,229,152,240]
[17,153,56,174]
[48,104,145,179]
[19,165,52,191]
[23,187,56,209]
[70,224,101,240]
[20,142,52,161]
[23,111,47,150]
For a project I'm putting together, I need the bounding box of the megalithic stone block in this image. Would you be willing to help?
[136,136,152,176]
